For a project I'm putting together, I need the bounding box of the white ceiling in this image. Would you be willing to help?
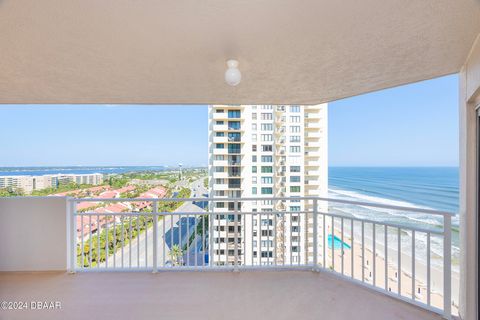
[0,0,479,105]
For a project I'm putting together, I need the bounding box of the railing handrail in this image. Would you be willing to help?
[67,195,455,217]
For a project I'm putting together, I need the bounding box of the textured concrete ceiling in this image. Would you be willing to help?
[1,0,479,105]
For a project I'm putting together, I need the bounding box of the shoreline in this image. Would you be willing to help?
[326,222,459,314]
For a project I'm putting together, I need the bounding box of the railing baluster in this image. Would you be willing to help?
[427,232,431,306]
[113,216,116,269]
[373,223,376,286]
[105,217,109,269]
[97,214,100,269]
[171,213,174,267]
[350,219,355,279]
[89,215,92,268]
[202,213,205,267]
[443,215,452,318]
[129,216,132,268]
[187,213,190,267]
[362,221,365,282]
[398,227,401,296]
[332,216,335,271]
[153,201,158,272]
[121,215,124,269]
[313,199,318,270]
[195,214,198,268]
[137,215,140,268]
[412,230,415,300]
[234,200,239,270]
[81,215,84,270]
[341,217,344,275]
[323,214,326,269]
[274,212,277,267]
[163,211,166,268]
[385,226,388,291]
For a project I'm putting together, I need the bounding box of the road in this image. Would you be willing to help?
[102,177,208,269]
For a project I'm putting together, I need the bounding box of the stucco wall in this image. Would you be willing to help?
[0,197,68,271]
[459,34,480,320]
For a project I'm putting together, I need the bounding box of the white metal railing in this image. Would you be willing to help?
[67,196,454,319]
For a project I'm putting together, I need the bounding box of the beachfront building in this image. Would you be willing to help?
[208,105,328,265]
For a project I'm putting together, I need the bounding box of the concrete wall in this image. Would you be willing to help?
[0,197,68,271]
[459,34,480,320]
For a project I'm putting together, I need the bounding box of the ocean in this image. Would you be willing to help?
[0,166,169,176]
[328,167,459,265]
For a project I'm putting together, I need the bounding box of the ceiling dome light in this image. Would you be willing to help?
[225,59,241,86]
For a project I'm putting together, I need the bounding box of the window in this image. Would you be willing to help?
[261,177,273,184]
[252,166,257,173]
[261,187,273,194]
[261,219,273,226]
[290,126,300,133]
[261,230,273,237]
[261,240,273,247]
[228,132,240,142]
[216,120,224,125]
[292,226,300,232]
[290,105,300,112]
[262,145,273,152]
[216,132,225,137]
[216,143,224,149]
[252,134,257,142]
[290,135,301,142]
[228,110,241,118]
[262,105,273,110]
[228,121,241,130]
[261,113,273,120]
[290,186,301,192]
[290,146,301,153]
[228,144,241,153]
[290,176,300,182]
[252,155,257,162]
[252,145,257,152]
[261,251,273,258]
[252,187,257,195]
[290,116,300,123]
[252,123,257,131]
[261,123,273,131]
[252,177,257,184]
[215,167,224,172]
[261,166,273,173]
[290,166,300,172]
[252,113,257,120]
[261,156,272,162]
[261,134,273,141]
[290,206,301,211]
[214,155,224,160]
[215,109,224,113]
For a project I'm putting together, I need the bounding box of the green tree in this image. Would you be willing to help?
[169,244,183,266]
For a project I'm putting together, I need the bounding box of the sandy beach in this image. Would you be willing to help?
[321,221,459,314]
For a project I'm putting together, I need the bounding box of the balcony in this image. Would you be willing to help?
[213,136,228,143]
[213,148,228,155]
[0,193,455,320]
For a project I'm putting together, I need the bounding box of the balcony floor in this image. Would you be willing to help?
[0,270,442,320]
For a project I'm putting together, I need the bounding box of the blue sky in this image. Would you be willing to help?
[0,74,458,167]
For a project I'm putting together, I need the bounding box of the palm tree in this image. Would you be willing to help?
[169,244,183,266]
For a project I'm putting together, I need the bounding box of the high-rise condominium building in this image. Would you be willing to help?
[208,105,328,266]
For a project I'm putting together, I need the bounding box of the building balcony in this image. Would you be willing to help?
[212,124,228,131]
[213,171,228,179]
[213,148,228,155]
[0,195,455,320]
[213,183,229,190]
[213,136,228,143]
